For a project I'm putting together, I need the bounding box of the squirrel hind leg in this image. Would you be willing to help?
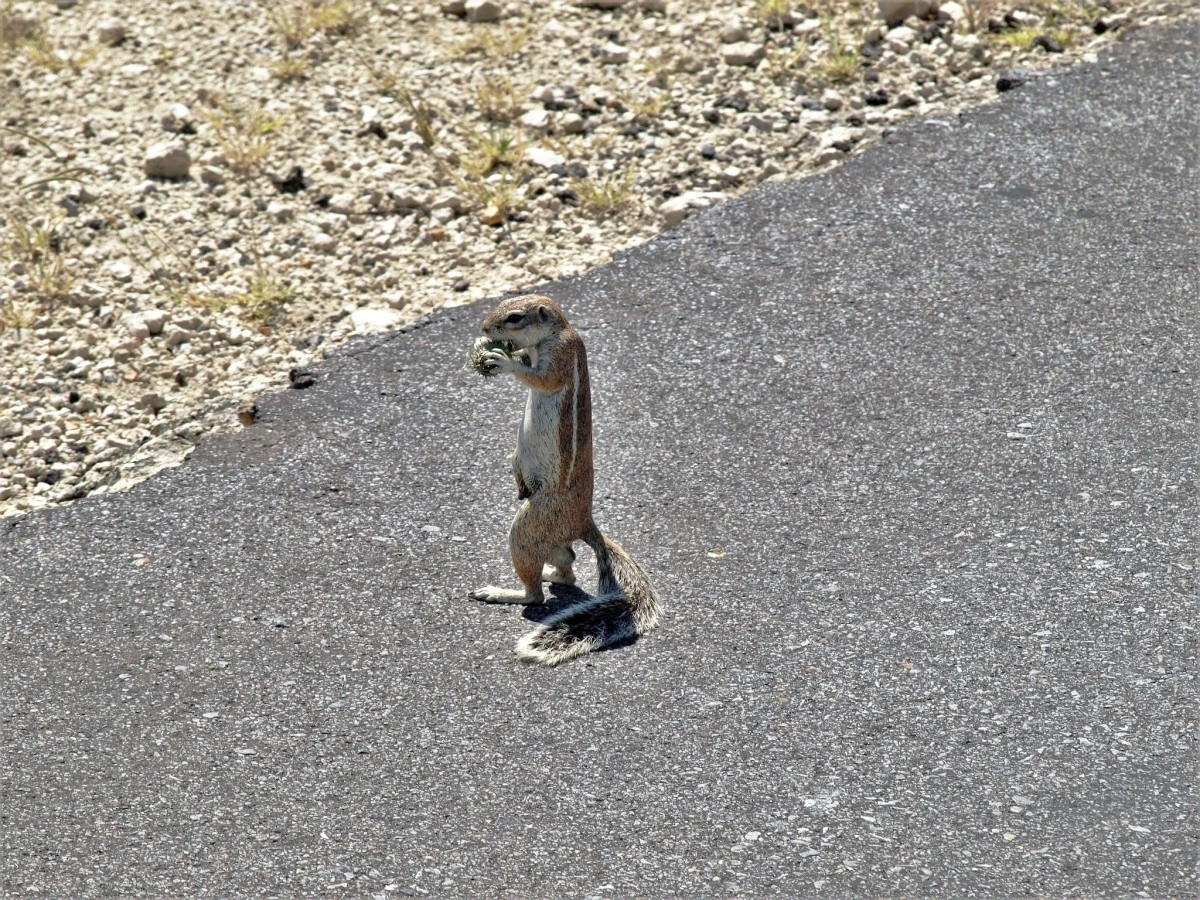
[542,545,577,584]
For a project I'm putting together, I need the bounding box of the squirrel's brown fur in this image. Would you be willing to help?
[469,295,662,666]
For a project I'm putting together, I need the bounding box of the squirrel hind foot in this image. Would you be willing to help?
[469,585,545,606]
[541,564,576,585]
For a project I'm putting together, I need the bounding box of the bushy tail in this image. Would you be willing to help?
[514,526,663,667]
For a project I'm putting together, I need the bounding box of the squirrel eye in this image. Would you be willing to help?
[505,313,524,325]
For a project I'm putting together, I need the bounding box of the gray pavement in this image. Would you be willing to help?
[3,22,1197,899]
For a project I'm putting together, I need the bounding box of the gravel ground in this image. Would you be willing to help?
[0,0,1190,517]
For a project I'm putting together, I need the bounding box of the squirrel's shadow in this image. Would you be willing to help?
[520,583,641,652]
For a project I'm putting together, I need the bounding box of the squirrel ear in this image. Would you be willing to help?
[536,305,549,323]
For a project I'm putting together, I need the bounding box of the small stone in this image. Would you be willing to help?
[440,0,467,13]
[720,23,748,44]
[270,166,307,194]
[996,68,1034,92]
[876,0,933,27]
[350,307,404,334]
[452,278,471,292]
[635,0,666,10]
[596,41,629,64]
[865,88,890,106]
[237,401,258,426]
[884,25,918,52]
[519,108,552,131]
[199,166,225,186]
[267,200,294,222]
[137,393,168,412]
[937,1,966,24]
[1034,34,1064,53]
[1005,9,1041,28]
[160,103,194,134]
[821,89,844,111]
[479,205,506,225]
[573,0,629,7]
[96,18,128,46]
[659,191,721,228]
[525,146,566,168]
[722,42,765,67]
[558,113,585,134]
[465,0,502,23]
[144,141,191,178]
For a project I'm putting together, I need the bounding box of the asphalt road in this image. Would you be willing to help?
[3,22,1196,899]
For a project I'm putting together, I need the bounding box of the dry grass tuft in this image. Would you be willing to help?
[202,101,287,173]
[265,0,363,49]
[572,167,637,214]
[453,21,532,59]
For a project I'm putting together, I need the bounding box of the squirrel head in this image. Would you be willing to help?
[480,295,569,349]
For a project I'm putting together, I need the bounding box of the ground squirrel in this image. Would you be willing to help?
[468,295,663,666]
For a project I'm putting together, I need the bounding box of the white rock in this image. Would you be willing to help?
[1007,9,1041,27]
[327,192,359,215]
[350,307,404,334]
[820,126,859,151]
[659,192,721,228]
[525,146,566,168]
[267,200,294,222]
[596,41,629,64]
[937,1,965,23]
[144,141,191,178]
[96,18,127,46]
[161,103,193,133]
[430,191,466,212]
[821,89,844,111]
[720,23,748,43]
[877,0,933,26]
[137,393,168,412]
[722,42,765,67]
[465,0,502,22]
[519,108,552,131]
[885,25,919,52]
[558,113,585,134]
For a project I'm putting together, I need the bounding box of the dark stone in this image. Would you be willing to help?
[865,89,890,106]
[700,144,716,159]
[1034,34,1064,52]
[270,166,307,194]
[452,278,470,293]
[715,96,749,112]
[800,97,823,110]
[359,121,387,140]
[702,108,721,124]
[996,69,1034,92]
[289,368,317,390]
[130,205,147,220]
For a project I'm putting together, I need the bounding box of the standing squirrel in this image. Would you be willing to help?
[468,295,663,666]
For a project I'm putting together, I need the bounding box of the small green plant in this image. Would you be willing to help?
[271,48,309,81]
[197,260,294,323]
[457,168,526,223]
[474,76,525,124]
[461,129,524,176]
[766,43,808,80]
[397,90,437,147]
[572,167,637,214]
[817,25,858,84]
[0,128,87,306]
[990,26,1041,48]
[0,298,38,333]
[203,101,287,173]
[624,88,673,124]
[7,214,72,301]
[453,21,532,59]
[265,0,362,48]
[754,0,791,30]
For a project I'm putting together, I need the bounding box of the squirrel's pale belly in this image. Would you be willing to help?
[518,388,565,492]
